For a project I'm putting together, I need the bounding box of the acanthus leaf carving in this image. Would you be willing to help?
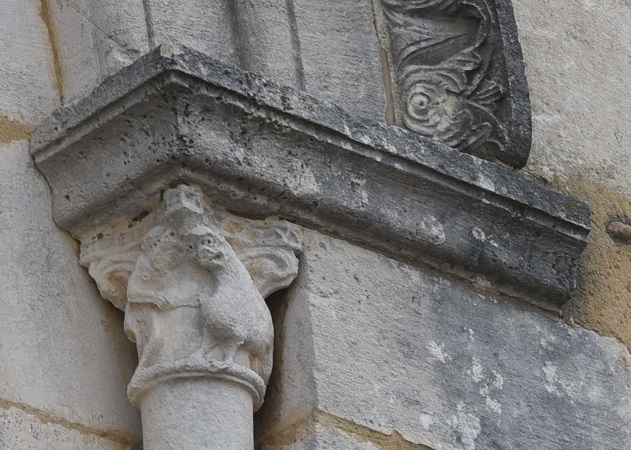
[377,0,531,167]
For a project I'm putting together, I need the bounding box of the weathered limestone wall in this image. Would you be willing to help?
[0,1,141,448]
[513,1,631,350]
[1,0,630,449]
[256,230,631,449]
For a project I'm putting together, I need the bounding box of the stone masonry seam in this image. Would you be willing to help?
[0,397,142,449]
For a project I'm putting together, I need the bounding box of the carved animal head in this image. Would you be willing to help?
[140,224,185,273]
[189,225,232,269]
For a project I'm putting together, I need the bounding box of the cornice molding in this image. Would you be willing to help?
[31,44,589,308]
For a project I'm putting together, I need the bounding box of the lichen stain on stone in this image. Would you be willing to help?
[559,177,631,351]
[0,115,32,145]
[38,0,64,101]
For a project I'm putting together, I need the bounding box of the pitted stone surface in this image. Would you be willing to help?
[2,2,631,450]
[31,45,589,307]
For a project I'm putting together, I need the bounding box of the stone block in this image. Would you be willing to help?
[513,1,631,196]
[30,46,589,307]
[262,229,631,449]
[0,0,60,120]
[0,141,141,439]
[42,0,101,103]
[44,0,148,103]
[87,0,150,78]
[147,0,238,64]
[0,404,138,450]
[292,0,387,120]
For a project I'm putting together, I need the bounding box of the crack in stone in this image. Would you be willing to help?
[39,0,64,101]
[65,1,146,63]
[369,0,396,125]
[0,397,142,449]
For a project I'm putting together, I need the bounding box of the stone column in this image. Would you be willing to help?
[80,185,302,449]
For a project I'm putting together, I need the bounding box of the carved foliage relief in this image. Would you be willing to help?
[376,0,531,167]
[80,185,302,409]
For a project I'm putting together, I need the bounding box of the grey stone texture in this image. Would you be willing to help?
[87,0,150,78]
[292,0,387,120]
[375,0,531,167]
[46,0,102,102]
[39,0,388,122]
[147,0,236,64]
[0,0,60,121]
[0,3,142,446]
[513,1,631,198]
[0,404,136,450]
[0,141,141,442]
[31,45,588,310]
[257,230,631,450]
[4,1,631,449]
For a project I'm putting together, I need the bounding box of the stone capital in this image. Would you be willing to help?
[80,185,302,410]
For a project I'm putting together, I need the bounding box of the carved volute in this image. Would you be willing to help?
[79,185,302,411]
[375,0,532,167]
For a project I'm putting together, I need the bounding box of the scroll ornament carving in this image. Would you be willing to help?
[80,185,302,410]
[380,0,528,166]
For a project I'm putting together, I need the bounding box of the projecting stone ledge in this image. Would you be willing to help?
[31,44,589,308]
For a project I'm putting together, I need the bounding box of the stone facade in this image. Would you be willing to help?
[1,1,630,449]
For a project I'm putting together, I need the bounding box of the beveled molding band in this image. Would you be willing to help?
[31,44,589,308]
[127,357,267,409]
